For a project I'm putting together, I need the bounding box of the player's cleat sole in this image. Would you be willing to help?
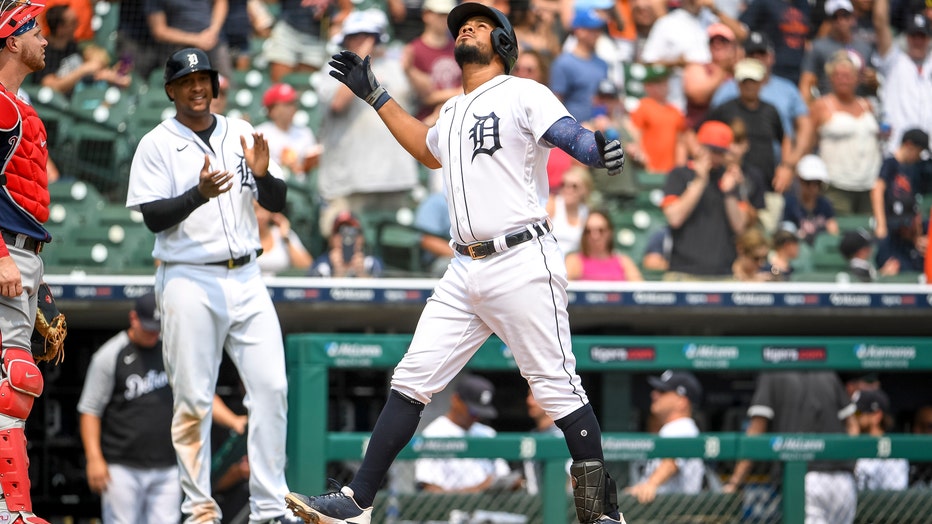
[285,492,318,523]
[285,489,372,524]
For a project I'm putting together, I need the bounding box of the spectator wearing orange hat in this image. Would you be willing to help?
[255,83,321,182]
[661,120,749,280]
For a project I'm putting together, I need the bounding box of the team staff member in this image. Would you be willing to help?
[723,371,858,523]
[126,48,298,524]
[286,4,626,524]
[0,2,56,523]
[77,292,181,524]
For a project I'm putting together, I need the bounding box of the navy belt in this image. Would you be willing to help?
[207,250,262,269]
[454,220,551,260]
[1,230,43,254]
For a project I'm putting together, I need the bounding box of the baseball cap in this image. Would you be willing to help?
[825,0,854,16]
[696,120,734,152]
[839,229,872,259]
[648,370,703,405]
[734,58,767,82]
[597,78,619,97]
[334,8,388,45]
[262,83,298,108]
[906,14,932,36]
[744,31,773,55]
[572,8,606,29]
[641,64,671,83]
[134,292,161,332]
[901,128,930,151]
[0,0,45,39]
[796,154,829,182]
[422,0,455,14]
[707,23,735,42]
[456,374,498,419]
[574,0,615,9]
[333,210,361,231]
[853,389,890,414]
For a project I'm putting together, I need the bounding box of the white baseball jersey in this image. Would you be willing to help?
[126,113,291,523]
[126,115,284,263]
[426,75,569,243]
[414,415,511,491]
[391,74,590,423]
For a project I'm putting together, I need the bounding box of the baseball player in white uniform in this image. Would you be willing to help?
[126,48,299,524]
[286,4,626,524]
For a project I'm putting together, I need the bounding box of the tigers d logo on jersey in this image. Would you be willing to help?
[469,112,501,160]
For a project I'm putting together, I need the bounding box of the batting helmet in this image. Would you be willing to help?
[446,3,518,75]
[163,47,220,100]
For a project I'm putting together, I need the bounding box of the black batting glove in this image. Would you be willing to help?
[594,130,625,176]
[328,50,392,110]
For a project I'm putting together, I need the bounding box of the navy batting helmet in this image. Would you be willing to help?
[446,3,518,74]
[163,47,220,100]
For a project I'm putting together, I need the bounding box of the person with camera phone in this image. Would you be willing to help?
[309,211,384,278]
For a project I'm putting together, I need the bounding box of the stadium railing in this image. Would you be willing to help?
[285,333,932,524]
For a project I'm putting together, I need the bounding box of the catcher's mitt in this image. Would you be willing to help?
[31,282,66,364]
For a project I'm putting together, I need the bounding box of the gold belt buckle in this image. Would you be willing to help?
[228,258,236,269]
[467,243,488,260]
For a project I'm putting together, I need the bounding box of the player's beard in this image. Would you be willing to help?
[22,45,45,73]
[454,42,493,69]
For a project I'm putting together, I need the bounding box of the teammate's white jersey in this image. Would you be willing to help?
[126,115,284,264]
[427,75,570,244]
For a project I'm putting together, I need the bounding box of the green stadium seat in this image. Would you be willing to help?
[636,170,668,191]
[877,272,923,284]
[375,221,424,275]
[789,270,849,283]
[47,180,106,227]
[24,85,73,151]
[91,1,120,55]
[835,214,873,232]
[95,205,146,228]
[811,233,848,272]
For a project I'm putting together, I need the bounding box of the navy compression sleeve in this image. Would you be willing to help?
[255,173,287,212]
[541,116,604,167]
[139,186,209,233]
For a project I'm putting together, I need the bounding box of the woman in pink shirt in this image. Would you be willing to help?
[566,210,644,281]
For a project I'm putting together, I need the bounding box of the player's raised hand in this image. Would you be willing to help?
[197,155,234,198]
[241,133,270,178]
[594,130,625,176]
[328,50,392,110]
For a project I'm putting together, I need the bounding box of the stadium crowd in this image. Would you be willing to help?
[23,0,932,283]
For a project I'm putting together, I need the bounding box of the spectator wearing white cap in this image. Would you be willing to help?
[853,389,910,491]
[255,83,322,181]
[780,154,840,245]
[799,0,879,105]
[316,8,418,237]
[706,57,792,212]
[625,371,705,503]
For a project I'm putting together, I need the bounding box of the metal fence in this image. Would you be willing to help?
[285,333,932,524]
[315,433,932,524]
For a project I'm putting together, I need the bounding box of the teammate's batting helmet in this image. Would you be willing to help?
[446,3,518,74]
[163,47,220,100]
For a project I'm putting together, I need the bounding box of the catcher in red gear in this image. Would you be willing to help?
[0,2,65,522]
